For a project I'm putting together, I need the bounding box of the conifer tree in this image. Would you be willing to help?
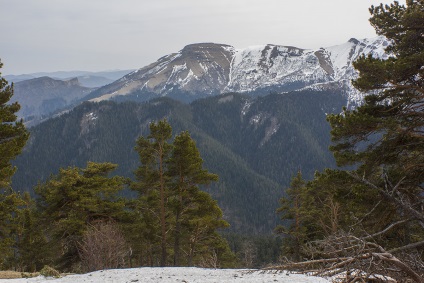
[0,59,29,189]
[35,162,127,271]
[0,190,24,269]
[168,132,219,266]
[133,120,235,267]
[0,60,29,270]
[327,0,424,232]
[133,120,173,266]
[14,193,50,272]
[275,171,315,261]
[306,1,424,280]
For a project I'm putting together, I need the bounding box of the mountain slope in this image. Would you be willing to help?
[86,43,235,103]
[87,37,389,107]
[12,90,345,233]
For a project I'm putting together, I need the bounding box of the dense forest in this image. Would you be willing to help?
[12,90,345,233]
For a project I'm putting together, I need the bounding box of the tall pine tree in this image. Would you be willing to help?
[327,0,424,227]
[320,1,424,280]
[0,59,29,269]
[0,60,29,189]
[132,120,235,267]
[133,120,173,266]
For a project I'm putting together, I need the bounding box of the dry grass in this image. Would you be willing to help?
[0,271,22,279]
[0,271,39,279]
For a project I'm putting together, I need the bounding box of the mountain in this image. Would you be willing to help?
[12,90,346,233]
[10,76,93,125]
[7,37,388,127]
[5,70,134,83]
[3,74,36,83]
[69,75,115,88]
[6,70,136,125]
[6,70,135,89]
[86,37,389,107]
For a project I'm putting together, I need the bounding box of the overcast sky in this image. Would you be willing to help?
[0,0,403,75]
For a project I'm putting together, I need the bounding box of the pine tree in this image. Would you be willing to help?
[35,162,127,271]
[14,193,50,272]
[133,120,173,266]
[0,60,29,189]
[168,131,219,266]
[132,120,235,267]
[327,0,424,231]
[318,1,424,280]
[275,171,315,261]
[0,190,24,269]
[0,59,29,269]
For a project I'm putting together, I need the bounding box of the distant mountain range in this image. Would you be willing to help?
[9,37,389,125]
[8,70,134,125]
[5,69,135,86]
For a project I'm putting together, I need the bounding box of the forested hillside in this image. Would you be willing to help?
[12,90,346,233]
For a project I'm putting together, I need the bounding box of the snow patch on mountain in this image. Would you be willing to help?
[89,36,390,107]
[260,116,280,147]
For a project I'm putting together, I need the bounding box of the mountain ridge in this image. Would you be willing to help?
[87,36,389,107]
[10,76,92,124]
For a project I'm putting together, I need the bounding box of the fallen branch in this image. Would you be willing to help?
[264,233,424,283]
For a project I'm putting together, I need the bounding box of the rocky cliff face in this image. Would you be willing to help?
[89,36,390,107]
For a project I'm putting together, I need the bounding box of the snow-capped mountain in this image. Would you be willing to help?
[89,37,390,106]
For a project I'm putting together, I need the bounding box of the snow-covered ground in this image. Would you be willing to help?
[0,267,331,283]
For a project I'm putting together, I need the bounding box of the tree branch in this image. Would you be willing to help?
[388,239,424,254]
[346,172,424,223]
[363,219,410,240]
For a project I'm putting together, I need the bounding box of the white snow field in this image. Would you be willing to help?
[0,267,331,283]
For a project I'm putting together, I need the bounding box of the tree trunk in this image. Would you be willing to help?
[159,144,167,266]
[174,208,181,266]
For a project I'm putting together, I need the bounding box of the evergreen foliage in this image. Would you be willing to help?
[34,162,127,271]
[275,171,315,261]
[326,0,424,246]
[168,131,220,266]
[0,60,29,189]
[13,193,50,272]
[0,60,29,270]
[223,233,282,268]
[274,1,423,280]
[133,119,173,266]
[131,120,235,267]
[0,189,24,269]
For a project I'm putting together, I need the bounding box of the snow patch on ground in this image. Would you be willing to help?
[0,267,330,283]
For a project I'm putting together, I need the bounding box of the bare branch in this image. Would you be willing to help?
[362,219,410,240]
[265,232,424,283]
[346,172,424,223]
[388,240,424,254]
